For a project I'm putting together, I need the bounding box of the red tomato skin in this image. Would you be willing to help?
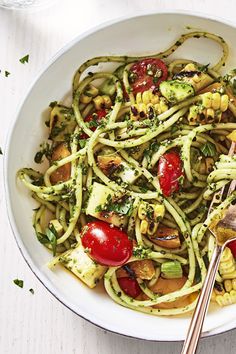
[80,109,107,139]
[117,277,141,298]
[129,58,168,95]
[158,150,184,197]
[81,221,133,266]
[227,242,236,258]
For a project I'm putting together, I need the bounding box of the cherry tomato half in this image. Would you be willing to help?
[118,277,141,298]
[227,242,236,258]
[80,109,107,139]
[81,221,133,266]
[157,150,184,197]
[129,58,168,95]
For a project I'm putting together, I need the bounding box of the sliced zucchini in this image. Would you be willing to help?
[160,80,195,104]
[127,141,150,161]
[61,243,107,288]
[86,182,128,227]
[97,151,141,184]
[175,63,214,92]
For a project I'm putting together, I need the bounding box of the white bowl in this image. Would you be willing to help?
[5,11,236,341]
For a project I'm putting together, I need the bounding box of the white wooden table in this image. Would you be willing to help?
[1,1,236,353]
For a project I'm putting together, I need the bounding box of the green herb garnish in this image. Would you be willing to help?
[13,279,24,288]
[36,224,58,256]
[29,288,34,294]
[5,71,10,77]
[19,54,29,64]
[200,142,217,157]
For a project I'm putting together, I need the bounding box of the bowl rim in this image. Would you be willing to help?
[4,9,236,342]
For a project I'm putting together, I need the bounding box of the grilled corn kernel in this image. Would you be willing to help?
[85,85,99,97]
[93,95,112,110]
[211,92,221,110]
[188,105,199,124]
[142,90,153,104]
[136,90,159,105]
[214,286,225,296]
[151,95,160,105]
[138,203,147,220]
[201,92,212,108]
[93,96,105,110]
[224,279,233,292]
[159,98,169,113]
[140,219,148,234]
[220,94,229,112]
[211,289,217,302]
[80,93,93,104]
[136,92,142,104]
[147,222,158,236]
[216,290,236,307]
[154,204,165,219]
[103,95,112,108]
[206,108,215,121]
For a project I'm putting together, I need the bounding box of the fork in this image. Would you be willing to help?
[181,142,236,354]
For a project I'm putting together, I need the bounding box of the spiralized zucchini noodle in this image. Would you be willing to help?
[18,31,236,316]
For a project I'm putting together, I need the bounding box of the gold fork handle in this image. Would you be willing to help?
[181,243,223,354]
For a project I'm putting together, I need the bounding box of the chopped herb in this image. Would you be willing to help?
[19,54,29,64]
[13,279,24,288]
[170,125,179,134]
[29,288,34,294]
[79,139,87,148]
[200,142,217,157]
[49,101,57,109]
[5,71,10,77]
[198,63,210,73]
[34,142,52,163]
[36,224,58,256]
[0,147,2,155]
[95,204,103,212]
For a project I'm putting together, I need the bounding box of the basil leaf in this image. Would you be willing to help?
[19,54,29,64]
[200,142,216,157]
[46,225,57,256]
[13,279,24,288]
[36,225,58,256]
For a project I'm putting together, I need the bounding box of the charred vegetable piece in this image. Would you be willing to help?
[86,182,128,228]
[60,243,107,288]
[116,260,155,280]
[150,224,181,249]
[161,261,183,279]
[50,143,71,184]
[150,276,190,309]
[97,155,122,175]
[160,80,194,104]
[175,63,213,92]
[97,153,141,184]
